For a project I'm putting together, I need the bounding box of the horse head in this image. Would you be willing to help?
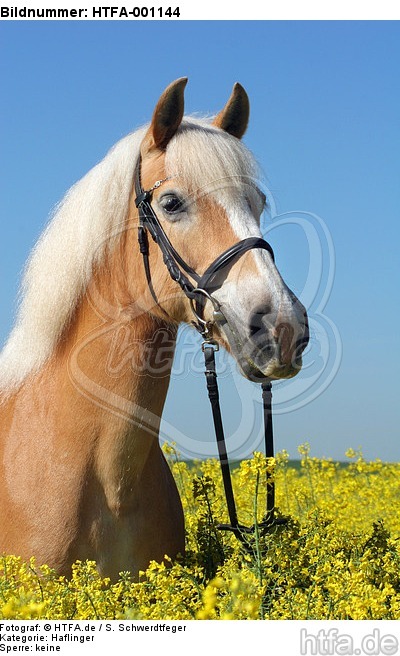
[133,78,309,381]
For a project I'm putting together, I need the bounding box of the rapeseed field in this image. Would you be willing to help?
[1,444,399,620]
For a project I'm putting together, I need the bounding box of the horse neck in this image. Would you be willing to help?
[52,231,179,473]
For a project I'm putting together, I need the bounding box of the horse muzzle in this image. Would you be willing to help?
[215,304,309,383]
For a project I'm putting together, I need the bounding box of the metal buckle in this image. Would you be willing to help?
[201,339,219,352]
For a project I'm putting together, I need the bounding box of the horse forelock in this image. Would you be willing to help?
[166,117,260,199]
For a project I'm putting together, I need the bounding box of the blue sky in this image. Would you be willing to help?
[1,21,399,461]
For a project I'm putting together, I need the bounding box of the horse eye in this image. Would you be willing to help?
[160,194,184,215]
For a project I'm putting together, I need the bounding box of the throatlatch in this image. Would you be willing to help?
[134,155,285,547]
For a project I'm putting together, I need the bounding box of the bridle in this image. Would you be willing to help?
[134,155,286,548]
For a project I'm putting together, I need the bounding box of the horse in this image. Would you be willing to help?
[0,78,309,581]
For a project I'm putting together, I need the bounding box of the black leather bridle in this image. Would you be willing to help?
[134,155,285,547]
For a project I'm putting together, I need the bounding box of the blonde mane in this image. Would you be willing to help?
[0,117,260,394]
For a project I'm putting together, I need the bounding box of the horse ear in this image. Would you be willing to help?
[143,77,188,152]
[213,82,250,139]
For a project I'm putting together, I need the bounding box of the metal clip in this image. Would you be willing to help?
[201,339,219,352]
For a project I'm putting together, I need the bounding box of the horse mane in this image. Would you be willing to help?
[0,117,260,395]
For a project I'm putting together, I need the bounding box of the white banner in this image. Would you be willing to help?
[0,1,399,20]
[0,620,399,655]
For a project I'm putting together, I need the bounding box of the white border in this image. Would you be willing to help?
[1,1,399,21]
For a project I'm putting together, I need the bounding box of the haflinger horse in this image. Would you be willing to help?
[0,79,308,581]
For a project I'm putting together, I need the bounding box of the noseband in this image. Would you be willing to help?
[134,155,285,547]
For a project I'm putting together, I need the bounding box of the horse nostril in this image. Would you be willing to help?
[249,313,263,339]
[249,305,272,339]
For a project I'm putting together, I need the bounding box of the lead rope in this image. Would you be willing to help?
[202,341,283,549]
[203,342,241,535]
